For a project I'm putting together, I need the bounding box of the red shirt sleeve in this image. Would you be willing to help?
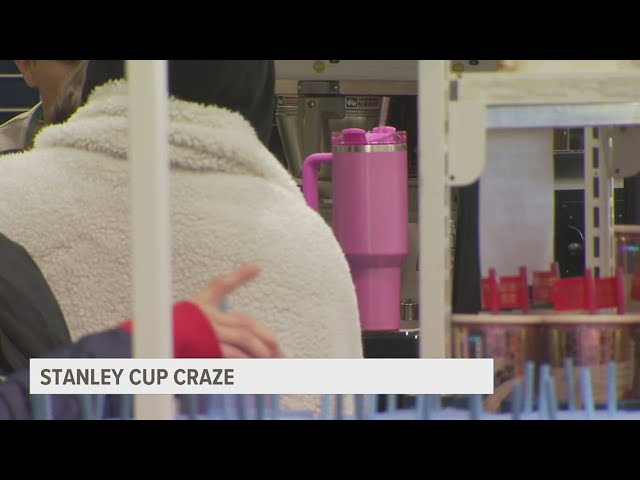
[118,301,223,358]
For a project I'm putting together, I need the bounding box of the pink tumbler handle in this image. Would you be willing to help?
[302,153,333,211]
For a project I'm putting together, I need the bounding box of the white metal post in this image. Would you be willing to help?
[584,127,614,278]
[127,60,175,420]
[418,60,450,358]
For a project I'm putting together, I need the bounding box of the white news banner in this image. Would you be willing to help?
[30,358,494,395]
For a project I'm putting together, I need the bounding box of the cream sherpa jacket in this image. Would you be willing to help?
[0,81,363,412]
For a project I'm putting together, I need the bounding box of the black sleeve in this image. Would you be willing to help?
[0,328,132,420]
[0,233,71,373]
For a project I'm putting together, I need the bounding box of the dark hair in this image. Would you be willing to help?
[81,60,275,146]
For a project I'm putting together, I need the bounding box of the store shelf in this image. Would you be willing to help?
[457,71,640,106]
[487,103,640,129]
[453,71,640,129]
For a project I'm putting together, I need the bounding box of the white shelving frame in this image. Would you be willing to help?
[418,60,640,358]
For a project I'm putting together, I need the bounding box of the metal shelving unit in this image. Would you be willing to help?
[418,61,640,359]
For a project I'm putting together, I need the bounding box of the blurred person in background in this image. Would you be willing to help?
[0,60,87,154]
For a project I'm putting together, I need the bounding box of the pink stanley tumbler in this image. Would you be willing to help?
[302,126,409,331]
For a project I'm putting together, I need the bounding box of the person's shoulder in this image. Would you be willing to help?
[0,105,39,154]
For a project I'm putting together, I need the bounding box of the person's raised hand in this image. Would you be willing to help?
[190,265,283,358]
